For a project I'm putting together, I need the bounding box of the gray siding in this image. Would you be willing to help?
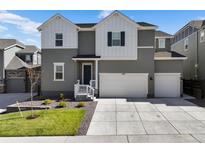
[198,35,205,80]
[99,48,155,97]
[138,30,155,46]
[0,51,3,80]
[41,49,78,97]
[171,32,198,80]
[155,60,183,73]
[155,38,171,51]
[78,31,95,55]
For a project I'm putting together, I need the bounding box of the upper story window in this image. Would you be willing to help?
[200,30,205,42]
[107,31,125,47]
[158,38,165,48]
[184,38,189,51]
[112,32,121,46]
[55,33,63,47]
[54,63,64,81]
[25,55,31,62]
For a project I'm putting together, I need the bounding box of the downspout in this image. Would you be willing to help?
[195,30,199,80]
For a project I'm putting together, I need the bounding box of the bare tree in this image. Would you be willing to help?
[27,67,40,118]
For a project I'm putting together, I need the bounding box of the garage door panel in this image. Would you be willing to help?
[155,73,180,97]
[100,73,148,98]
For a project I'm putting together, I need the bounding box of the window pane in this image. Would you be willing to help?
[112,32,120,39]
[26,55,31,61]
[112,40,121,46]
[159,39,165,48]
[56,33,63,39]
[56,73,63,79]
[56,65,63,72]
[56,40,63,46]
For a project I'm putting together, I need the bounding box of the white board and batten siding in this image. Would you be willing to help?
[95,13,138,60]
[155,73,181,97]
[41,17,78,49]
[99,73,148,98]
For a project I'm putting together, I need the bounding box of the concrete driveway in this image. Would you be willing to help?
[0,93,31,109]
[87,98,205,142]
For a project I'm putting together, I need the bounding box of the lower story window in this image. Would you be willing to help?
[54,63,64,81]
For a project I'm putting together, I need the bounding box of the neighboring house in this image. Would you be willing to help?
[171,20,204,80]
[16,45,41,65]
[171,20,205,97]
[38,11,186,99]
[0,39,25,82]
[0,39,41,93]
[155,30,173,52]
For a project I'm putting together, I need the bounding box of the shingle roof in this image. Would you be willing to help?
[73,55,101,59]
[76,23,97,28]
[75,22,156,28]
[17,45,40,53]
[175,20,204,34]
[137,22,156,27]
[155,51,186,58]
[0,39,25,50]
[155,30,173,38]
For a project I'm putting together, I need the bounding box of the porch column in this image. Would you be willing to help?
[95,60,98,89]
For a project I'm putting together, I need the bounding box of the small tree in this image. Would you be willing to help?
[27,67,40,118]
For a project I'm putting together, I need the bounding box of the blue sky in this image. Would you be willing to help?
[1,10,205,47]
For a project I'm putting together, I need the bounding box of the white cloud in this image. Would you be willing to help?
[0,11,41,35]
[198,16,205,20]
[98,10,113,19]
[3,34,14,38]
[0,25,8,32]
[25,38,38,44]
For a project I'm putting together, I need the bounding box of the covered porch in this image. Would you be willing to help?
[72,55,100,100]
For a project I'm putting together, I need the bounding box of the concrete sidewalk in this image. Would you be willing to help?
[0,134,204,143]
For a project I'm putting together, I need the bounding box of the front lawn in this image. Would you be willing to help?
[0,109,86,136]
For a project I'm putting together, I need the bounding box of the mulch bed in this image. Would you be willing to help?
[4,100,97,135]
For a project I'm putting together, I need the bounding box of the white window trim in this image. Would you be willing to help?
[200,30,205,43]
[55,33,63,47]
[82,63,93,84]
[158,38,165,49]
[184,38,189,51]
[53,62,64,81]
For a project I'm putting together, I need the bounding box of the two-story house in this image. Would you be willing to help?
[171,20,205,97]
[0,39,41,93]
[38,11,186,99]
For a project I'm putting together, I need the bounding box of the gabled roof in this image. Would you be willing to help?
[0,39,25,50]
[155,30,173,38]
[6,56,32,70]
[175,20,204,35]
[37,14,79,31]
[93,11,142,29]
[17,45,40,54]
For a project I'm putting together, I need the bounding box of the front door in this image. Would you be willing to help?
[83,63,92,85]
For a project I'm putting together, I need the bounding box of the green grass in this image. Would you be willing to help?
[0,109,86,136]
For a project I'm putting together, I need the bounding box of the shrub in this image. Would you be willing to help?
[42,99,53,105]
[59,93,64,100]
[58,101,68,108]
[76,102,87,108]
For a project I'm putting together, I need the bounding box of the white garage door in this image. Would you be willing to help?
[99,73,148,98]
[155,73,181,97]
